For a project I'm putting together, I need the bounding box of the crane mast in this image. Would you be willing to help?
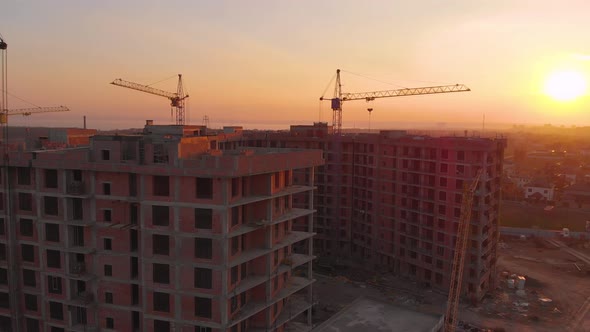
[320,69,471,135]
[444,169,483,332]
[111,74,189,125]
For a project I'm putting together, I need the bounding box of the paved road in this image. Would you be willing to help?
[546,239,590,332]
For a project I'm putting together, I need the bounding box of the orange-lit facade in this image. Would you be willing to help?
[241,123,506,301]
[0,124,322,332]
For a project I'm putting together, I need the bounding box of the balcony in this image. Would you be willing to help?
[270,208,313,226]
[417,246,431,255]
[230,209,305,237]
[250,294,313,332]
[274,294,313,330]
[66,181,87,196]
[230,185,314,207]
[66,199,93,225]
[229,277,314,326]
[230,231,314,267]
[278,254,313,274]
[234,274,267,294]
[70,262,86,274]
[68,262,94,280]
[70,291,95,305]
[66,243,95,255]
[70,324,98,332]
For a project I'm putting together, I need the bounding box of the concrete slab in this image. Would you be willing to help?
[313,297,443,332]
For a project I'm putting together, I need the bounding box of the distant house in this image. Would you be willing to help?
[557,172,578,186]
[509,174,532,189]
[524,179,554,201]
[561,182,590,208]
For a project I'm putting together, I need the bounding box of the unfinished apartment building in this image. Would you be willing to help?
[241,123,506,301]
[0,122,322,332]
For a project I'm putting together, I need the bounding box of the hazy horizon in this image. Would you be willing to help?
[4,117,586,133]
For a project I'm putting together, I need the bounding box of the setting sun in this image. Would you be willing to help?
[544,70,587,101]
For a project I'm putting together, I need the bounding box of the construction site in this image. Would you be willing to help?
[305,232,590,332]
[1,31,589,332]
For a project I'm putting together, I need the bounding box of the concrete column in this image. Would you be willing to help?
[307,166,315,327]
[174,175,181,321]
[86,169,98,329]
[139,173,148,324]
[33,167,48,327]
[4,166,21,331]
[220,177,229,327]
[265,173,273,328]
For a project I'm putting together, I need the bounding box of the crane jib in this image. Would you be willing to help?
[110,74,188,125]
[320,69,471,138]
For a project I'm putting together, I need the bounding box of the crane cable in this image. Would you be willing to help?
[319,72,337,122]
[143,74,179,122]
[340,69,458,89]
[340,69,408,89]
[0,88,42,109]
[146,74,178,87]
[319,72,336,100]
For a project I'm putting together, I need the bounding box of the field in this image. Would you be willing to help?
[500,200,590,232]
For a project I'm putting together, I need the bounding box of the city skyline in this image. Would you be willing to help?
[1,0,589,130]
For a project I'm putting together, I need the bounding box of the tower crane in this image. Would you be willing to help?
[320,69,471,135]
[111,74,189,125]
[444,169,483,332]
[1,106,70,124]
[1,33,73,332]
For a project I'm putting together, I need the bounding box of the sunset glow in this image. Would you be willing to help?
[544,70,587,102]
[1,1,590,129]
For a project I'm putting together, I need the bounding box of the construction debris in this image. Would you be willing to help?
[516,276,526,290]
[539,297,553,305]
[477,264,564,328]
[507,279,515,289]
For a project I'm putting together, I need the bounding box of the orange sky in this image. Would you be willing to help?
[1,0,589,130]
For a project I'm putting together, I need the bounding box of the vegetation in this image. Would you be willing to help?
[500,201,590,232]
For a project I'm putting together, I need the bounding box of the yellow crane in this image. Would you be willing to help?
[320,69,471,134]
[444,169,483,332]
[1,106,70,124]
[111,74,189,125]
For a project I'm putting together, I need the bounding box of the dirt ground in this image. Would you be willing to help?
[468,238,586,331]
[485,237,590,331]
[311,236,590,331]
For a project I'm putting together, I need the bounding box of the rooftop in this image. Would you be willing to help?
[564,182,590,193]
[313,297,443,332]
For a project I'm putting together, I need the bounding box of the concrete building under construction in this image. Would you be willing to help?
[240,123,506,301]
[0,122,322,331]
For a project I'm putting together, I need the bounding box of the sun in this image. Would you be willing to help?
[544,70,587,101]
